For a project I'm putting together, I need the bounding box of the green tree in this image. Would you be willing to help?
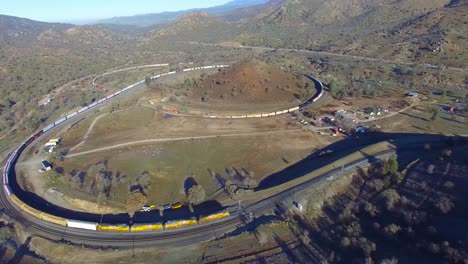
[431,107,440,121]
[388,155,399,175]
[329,79,337,95]
[145,76,152,87]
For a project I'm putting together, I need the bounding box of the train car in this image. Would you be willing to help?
[204,66,213,69]
[171,202,182,209]
[42,123,55,132]
[199,210,230,224]
[131,223,163,232]
[254,114,262,118]
[3,184,11,196]
[77,106,89,113]
[98,224,130,232]
[88,102,98,108]
[114,90,122,96]
[67,220,98,231]
[9,195,24,209]
[167,71,176,75]
[165,218,197,229]
[10,195,44,220]
[66,112,78,119]
[106,94,115,100]
[97,98,106,104]
[53,117,67,126]
[288,106,300,112]
[40,212,67,226]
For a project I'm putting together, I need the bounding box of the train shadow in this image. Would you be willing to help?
[255,132,465,191]
[7,133,466,225]
[10,166,225,224]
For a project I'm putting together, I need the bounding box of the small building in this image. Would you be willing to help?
[41,160,52,171]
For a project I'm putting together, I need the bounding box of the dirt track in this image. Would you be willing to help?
[66,129,303,158]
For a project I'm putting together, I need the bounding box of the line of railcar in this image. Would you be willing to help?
[2,65,233,232]
[2,65,323,233]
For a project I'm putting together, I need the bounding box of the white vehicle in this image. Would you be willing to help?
[141,206,151,212]
[293,201,303,211]
[44,142,57,147]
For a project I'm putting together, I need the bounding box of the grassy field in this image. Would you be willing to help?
[377,105,468,135]
[58,130,324,207]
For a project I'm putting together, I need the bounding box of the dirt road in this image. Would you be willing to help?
[66,129,303,158]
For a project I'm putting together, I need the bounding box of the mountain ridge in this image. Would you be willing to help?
[98,0,269,27]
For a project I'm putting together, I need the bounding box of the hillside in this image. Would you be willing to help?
[0,16,137,150]
[146,12,237,43]
[98,0,269,27]
[0,15,73,45]
[220,0,287,22]
[347,0,468,68]
[164,60,312,111]
[237,0,467,67]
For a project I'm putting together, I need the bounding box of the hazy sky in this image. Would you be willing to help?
[0,0,232,23]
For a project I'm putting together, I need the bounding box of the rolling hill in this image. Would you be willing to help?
[98,0,269,27]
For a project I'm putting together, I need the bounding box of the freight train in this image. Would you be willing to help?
[2,64,323,233]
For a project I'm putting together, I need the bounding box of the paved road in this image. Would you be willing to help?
[2,61,462,249]
[187,42,467,72]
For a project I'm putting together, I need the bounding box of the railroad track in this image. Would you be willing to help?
[1,62,445,248]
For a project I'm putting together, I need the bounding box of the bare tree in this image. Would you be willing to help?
[187,184,206,205]
[435,197,454,214]
[126,191,147,217]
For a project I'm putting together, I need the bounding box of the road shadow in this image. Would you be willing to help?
[6,133,465,226]
[255,133,463,192]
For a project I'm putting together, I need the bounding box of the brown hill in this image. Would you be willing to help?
[0,15,72,45]
[346,0,468,68]
[237,0,466,67]
[169,60,311,111]
[148,12,232,40]
[220,0,287,22]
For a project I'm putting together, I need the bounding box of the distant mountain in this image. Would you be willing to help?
[220,0,287,22]
[0,14,132,49]
[145,12,237,43]
[98,0,269,27]
[0,15,73,45]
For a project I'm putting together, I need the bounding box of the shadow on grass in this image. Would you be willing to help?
[255,133,463,191]
[6,133,465,225]
[6,236,46,264]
